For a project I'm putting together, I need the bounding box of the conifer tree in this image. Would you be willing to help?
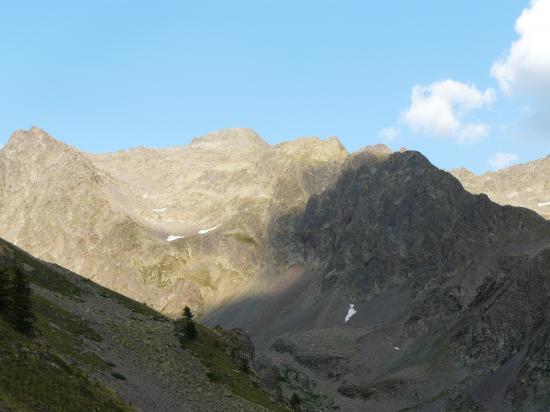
[11,267,34,335]
[184,318,198,339]
[183,305,194,320]
[290,393,301,410]
[182,305,197,339]
[0,267,14,315]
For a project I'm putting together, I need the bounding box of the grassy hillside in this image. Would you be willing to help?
[0,240,133,410]
[0,317,132,411]
[0,238,285,411]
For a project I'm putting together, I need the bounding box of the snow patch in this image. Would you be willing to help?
[538,201,550,207]
[344,304,357,323]
[153,208,167,212]
[198,224,221,235]
[166,235,185,242]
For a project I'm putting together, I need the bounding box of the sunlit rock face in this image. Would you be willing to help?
[452,156,550,219]
[0,126,347,316]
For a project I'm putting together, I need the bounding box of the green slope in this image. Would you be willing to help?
[0,238,287,411]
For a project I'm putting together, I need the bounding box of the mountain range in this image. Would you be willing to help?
[1,127,549,411]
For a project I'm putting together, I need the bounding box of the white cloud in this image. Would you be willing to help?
[378,127,399,141]
[488,152,518,170]
[491,0,550,97]
[457,123,490,145]
[492,0,550,139]
[402,79,495,144]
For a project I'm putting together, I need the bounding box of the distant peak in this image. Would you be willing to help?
[3,127,83,160]
[352,143,393,159]
[345,147,431,172]
[190,128,269,149]
[326,136,347,152]
[451,167,477,178]
[274,135,348,160]
[6,126,64,149]
[364,143,392,154]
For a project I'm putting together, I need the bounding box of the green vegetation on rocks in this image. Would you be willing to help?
[229,232,258,245]
[175,320,289,411]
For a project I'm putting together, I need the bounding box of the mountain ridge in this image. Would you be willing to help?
[452,155,550,219]
[0,127,349,317]
[1,126,550,410]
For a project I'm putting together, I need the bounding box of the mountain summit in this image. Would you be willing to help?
[190,128,270,149]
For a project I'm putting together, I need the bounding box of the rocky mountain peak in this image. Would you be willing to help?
[451,166,477,179]
[2,126,86,165]
[6,126,64,150]
[363,143,392,154]
[274,136,348,162]
[189,128,269,150]
[290,147,547,298]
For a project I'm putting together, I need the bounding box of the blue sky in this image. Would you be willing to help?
[1,0,549,173]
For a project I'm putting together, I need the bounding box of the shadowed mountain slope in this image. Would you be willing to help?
[205,150,550,411]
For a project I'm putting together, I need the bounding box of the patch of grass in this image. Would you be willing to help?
[138,263,171,288]
[35,294,101,341]
[175,321,288,411]
[33,294,110,371]
[12,248,86,299]
[95,285,166,321]
[0,318,133,411]
[229,232,258,245]
[206,371,222,382]
[137,255,187,288]
[184,268,214,289]
[0,239,85,299]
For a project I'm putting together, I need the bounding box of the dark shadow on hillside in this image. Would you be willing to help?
[202,149,550,347]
